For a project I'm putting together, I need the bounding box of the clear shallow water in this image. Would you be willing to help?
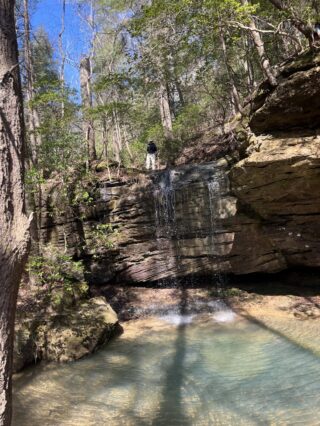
[13,314,320,426]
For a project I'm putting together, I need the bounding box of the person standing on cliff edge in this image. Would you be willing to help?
[146,140,158,170]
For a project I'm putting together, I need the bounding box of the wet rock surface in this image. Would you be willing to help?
[37,125,320,282]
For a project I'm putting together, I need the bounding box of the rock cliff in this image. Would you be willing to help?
[34,51,320,284]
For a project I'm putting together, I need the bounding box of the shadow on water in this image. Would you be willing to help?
[151,168,192,423]
[152,286,191,426]
[14,165,320,425]
[236,307,320,360]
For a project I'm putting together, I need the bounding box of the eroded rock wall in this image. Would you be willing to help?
[37,161,286,284]
[35,50,320,284]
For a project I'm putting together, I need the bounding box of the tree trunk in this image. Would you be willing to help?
[112,108,123,163]
[242,0,277,87]
[102,117,109,160]
[23,0,42,165]
[219,29,243,114]
[175,79,184,107]
[80,56,96,165]
[267,0,314,47]
[0,1,31,424]
[59,0,66,117]
[123,127,133,161]
[159,81,173,139]
[243,35,256,92]
[112,127,121,164]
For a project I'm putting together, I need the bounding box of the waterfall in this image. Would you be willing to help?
[153,168,182,288]
[207,170,232,307]
[153,164,229,285]
[98,165,233,321]
[207,179,221,255]
[154,168,176,239]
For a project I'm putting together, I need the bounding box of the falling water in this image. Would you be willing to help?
[206,168,235,316]
[152,168,183,290]
[207,178,221,255]
[152,165,234,321]
[154,168,177,238]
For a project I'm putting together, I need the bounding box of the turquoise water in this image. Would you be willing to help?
[13,314,320,425]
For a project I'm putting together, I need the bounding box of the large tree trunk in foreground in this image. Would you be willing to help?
[0,1,31,424]
[80,56,97,166]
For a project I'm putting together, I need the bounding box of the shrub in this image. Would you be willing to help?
[27,247,88,311]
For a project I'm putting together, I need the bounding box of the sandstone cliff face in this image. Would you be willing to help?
[34,51,320,284]
[231,132,320,268]
[250,51,320,133]
[36,161,285,284]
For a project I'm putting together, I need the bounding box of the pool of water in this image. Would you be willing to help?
[13,313,320,425]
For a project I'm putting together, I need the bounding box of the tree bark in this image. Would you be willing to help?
[243,35,256,92]
[112,108,123,163]
[175,79,184,107]
[102,117,109,160]
[219,29,243,114]
[159,81,173,139]
[0,1,31,424]
[242,0,277,87]
[80,56,96,165]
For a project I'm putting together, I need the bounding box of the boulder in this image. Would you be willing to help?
[36,297,121,363]
[14,297,121,371]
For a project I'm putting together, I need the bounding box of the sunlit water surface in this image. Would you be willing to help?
[13,313,320,425]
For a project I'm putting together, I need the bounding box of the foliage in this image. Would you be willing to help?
[25,28,85,178]
[71,172,99,207]
[21,0,319,172]
[86,223,119,258]
[27,248,88,310]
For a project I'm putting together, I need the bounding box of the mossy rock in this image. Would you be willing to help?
[14,297,121,371]
[36,297,121,363]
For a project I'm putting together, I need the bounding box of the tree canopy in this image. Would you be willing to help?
[20,0,319,173]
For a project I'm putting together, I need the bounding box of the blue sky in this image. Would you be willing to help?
[31,0,90,92]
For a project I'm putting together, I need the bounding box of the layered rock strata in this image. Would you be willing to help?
[35,51,320,283]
